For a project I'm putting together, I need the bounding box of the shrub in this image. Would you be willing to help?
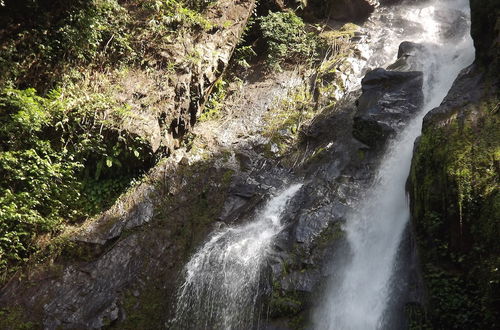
[183,0,218,12]
[0,87,153,277]
[199,78,227,121]
[0,0,216,91]
[143,0,214,32]
[0,0,132,91]
[258,11,318,70]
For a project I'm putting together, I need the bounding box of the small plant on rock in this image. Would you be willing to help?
[258,11,318,70]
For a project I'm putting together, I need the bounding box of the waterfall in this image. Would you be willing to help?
[313,0,475,329]
[172,184,302,329]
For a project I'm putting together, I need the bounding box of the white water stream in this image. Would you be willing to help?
[313,0,475,329]
[173,184,302,329]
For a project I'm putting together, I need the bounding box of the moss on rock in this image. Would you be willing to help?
[0,308,37,330]
[409,93,499,328]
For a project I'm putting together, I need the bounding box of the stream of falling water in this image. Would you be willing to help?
[172,184,302,329]
[313,0,475,329]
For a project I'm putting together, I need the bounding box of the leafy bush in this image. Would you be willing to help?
[199,78,227,121]
[143,0,214,32]
[233,45,258,69]
[183,0,218,12]
[263,86,315,156]
[0,87,153,276]
[0,0,133,90]
[258,11,318,70]
[0,0,217,91]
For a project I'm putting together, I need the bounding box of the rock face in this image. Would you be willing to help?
[353,68,424,148]
[2,0,497,328]
[328,0,378,21]
[408,64,499,329]
[0,156,238,329]
[469,0,499,65]
[0,33,424,327]
[112,0,257,153]
[397,41,426,58]
[0,3,259,324]
[262,48,424,327]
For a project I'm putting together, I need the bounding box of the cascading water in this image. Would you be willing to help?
[172,184,302,329]
[172,1,474,329]
[313,1,475,329]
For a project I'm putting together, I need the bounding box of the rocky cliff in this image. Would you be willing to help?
[408,0,499,328]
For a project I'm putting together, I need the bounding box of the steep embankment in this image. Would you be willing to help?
[408,0,499,328]
[0,0,255,282]
[0,0,258,327]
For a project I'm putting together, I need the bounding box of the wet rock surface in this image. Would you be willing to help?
[353,68,424,148]
[405,1,500,327]
[305,0,379,21]
[407,63,499,328]
[328,0,378,21]
[261,54,425,327]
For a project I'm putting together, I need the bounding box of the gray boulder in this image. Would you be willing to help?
[353,68,424,148]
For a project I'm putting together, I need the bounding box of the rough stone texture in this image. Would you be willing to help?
[408,64,499,328]
[0,153,238,328]
[329,0,379,21]
[394,41,434,73]
[114,0,257,153]
[262,50,424,327]
[0,0,475,327]
[353,68,423,148]
[469,0,499,66]
[397,41,425,58]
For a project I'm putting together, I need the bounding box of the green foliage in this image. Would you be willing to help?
[259,22,357,158]
[233,45,257,69]
[269,290,302,318]
[0,0,218,91]
[0,0,228,280]
[264,87,315,156]
[199,78,228,121]
[258,11,318,70]
[0,0,133,90]
[222,169,235,185]
[406,303,431,330]
[424,266,483,328]
[229,16,258,71]
[316,23,358,69]
[269,280,306,329]
[52,1,132,63]
[0,87,153,277]
[118,286,165,329]
[143,0,214,33]
[183,0,218,12]
[0,308,36,330]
